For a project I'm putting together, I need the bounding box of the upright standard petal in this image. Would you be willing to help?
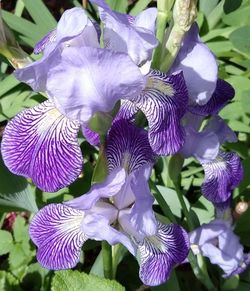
[46,46,146,124]
[1,100,83,192]
[137,223,189,286]
[106,119,155,173]
[189,79,235,116]
[91,0,158,68]
[131,70,188,155]
[170,23,218,105]
[30,204,87,269]
[201,151,243,204]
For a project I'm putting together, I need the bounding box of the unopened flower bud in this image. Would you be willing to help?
[0,9,31,68]
[173,0,197,32]
[233,201,249,220]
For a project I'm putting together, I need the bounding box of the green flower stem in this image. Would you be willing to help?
[149,179,176,223]
[173,181,216,290]
[102,241,113,279]
[173,181,194,230]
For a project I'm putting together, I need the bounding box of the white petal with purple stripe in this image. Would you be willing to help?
[1,100,83,192]
[30,204,86,270]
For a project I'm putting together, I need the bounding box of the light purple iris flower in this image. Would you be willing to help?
[90,0,158,74]
[190,220,250,277]
[84,70,189,156]
[1,7,150,192]
[170,22,218,106]
[29,120,189,286]
[180,74,243,206]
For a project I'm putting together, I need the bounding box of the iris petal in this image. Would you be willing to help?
[106,119,155,173]
[1,100,83,192]
[201,151,243,203]
[138,223,189,286]
[131,70,188,155]
[29,203,86,269]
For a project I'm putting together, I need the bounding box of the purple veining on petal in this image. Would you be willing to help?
[1,100,83,192]
[114,100,138,123]
[29,203,86,269]
[34,29,57,54]
[106,119,155,173]
[224,253,250,277]
[81,125,100,146]
[201,151,243,204]
[189,79,235,116]
[131,70,188,156]
[138,223,189,286]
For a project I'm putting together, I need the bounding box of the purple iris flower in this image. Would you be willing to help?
[29,120,189,286]
[90,0,158,74]
[170,22,218,106]
[84,70,189,156]
[1,7,146,192]
[190,220,250,277]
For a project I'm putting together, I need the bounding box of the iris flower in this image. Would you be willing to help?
[190,220,250,277]
[29,120,189,286]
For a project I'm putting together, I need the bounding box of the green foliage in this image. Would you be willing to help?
[51,270,125,291]
[0,230,13,256]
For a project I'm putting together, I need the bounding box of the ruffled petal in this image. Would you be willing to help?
[82,213,135,255]
[29,204,86,269]
[114,100,138,122]
[189,79,235,116]
[106,119,155,173]
[1,100,83,192]
[91,0,158,67]
[118,165,157,240]
[137,223,189,286]
[65,167,126,210]
[170,23,218,105]
[46,46,146,123]
[224,254,250,277]
[131,70,188,155]
[15,8,99,92]
[201,151,243,204]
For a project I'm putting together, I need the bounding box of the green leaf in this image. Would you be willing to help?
[106,0,128,13]
[230,26,250,54]
[0,271,21,291]
[8,242,32,269]
[235,207,250,246]
[155,186,190,218]
[0,74,20,97]
[51,270,125,291]
[223,0,243,14]
[228,120,250,134]
[1,10,42,46]
[241,90,250,114]
[129,0,152,16]
[221,275,239,290]
[0,230,13,256]
[222,5,250,26]
[199,0,219,17]
[0,155,38,213]
[192,196,214,224]
[13,216,28,243]
[22,0,57,33]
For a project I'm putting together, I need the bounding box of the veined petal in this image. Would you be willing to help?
[29,204,86,269]
[170,23,218,105]
[46,46,146,124]
[114,100,138,123]
[1,100,83,192]
[189,79,235,116]
[34,29,56,54]
[91,0,158,67]
[106,119,155,173]
[132,70,188,155]
[137,223,189,286]
[201,151,243,204]
[81,125,100,146]
[65,167,126,210]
